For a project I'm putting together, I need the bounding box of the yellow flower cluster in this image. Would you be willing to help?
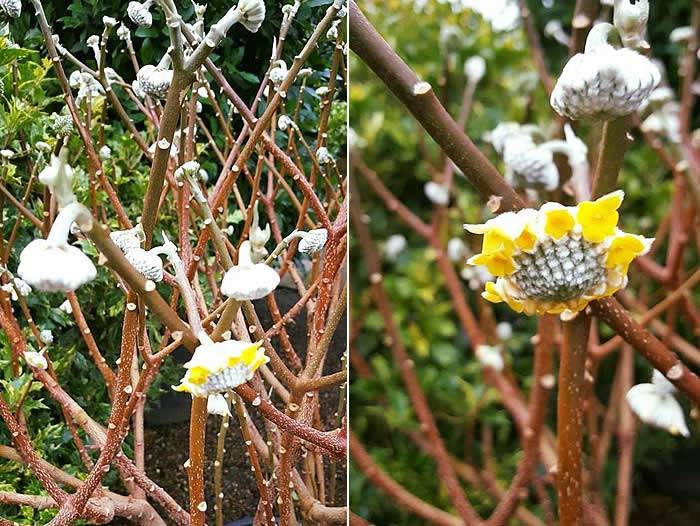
[173,338,269,397]
[466,191,652,316]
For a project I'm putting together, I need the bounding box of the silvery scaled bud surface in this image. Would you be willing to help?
[0,0,21,19]
[298,228,328,255]
[128,0,153,28]
[137,65,173,99]
[550,24,660,120]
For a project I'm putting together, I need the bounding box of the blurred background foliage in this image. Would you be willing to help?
[0,0,343,523]
[350,0,699,524]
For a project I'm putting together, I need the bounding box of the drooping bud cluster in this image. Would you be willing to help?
[136,64,173,99]
[110,224,165,282]
[488,123,558,192]
[466,191,652,316]
[220,241,280,301]
[0,0,21,20]
[298,228,328,255]
[550,16,660,120]
[626,369,689,437]
[127,0,153,28]
[236,0,266,33]
[18,203,97,292]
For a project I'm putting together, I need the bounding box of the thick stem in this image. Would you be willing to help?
[188,396,208,526]
[591,117,632,197]
[557,314,591,526]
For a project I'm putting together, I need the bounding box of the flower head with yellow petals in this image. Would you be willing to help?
[173,334,269,397]
[465,191,652,317]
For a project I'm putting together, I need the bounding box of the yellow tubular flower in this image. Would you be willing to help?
[576,190,624,243]
[544,208,575,239]
[465,191,653,317]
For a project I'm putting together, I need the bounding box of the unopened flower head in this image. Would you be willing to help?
[269,60,288,86]
[128,0,153,27]
[59,299,73,314]
[298,228,328,255]
[475,345,504,371]
[207,393,232,416]
[278,114,295,132]
[249,202,271,262]
[464,56,486,84]
[50,113,74,137]
[99,145,112,160]
[466,191,652,316]
[137,64,173,99]
[447,238,468,263]
[327,19,341,40]
[424,181,449,206]
[40,329,54,345]
[220,241,280,300]
[670,26,693,44]
[125,247,164,282]
[613,0,649,49]
[117,23,131,41]
[103,15,118,28]
[173,336,269,397]
[110,224,145,252]
[488,123,559,192]
[236,0,266,33]
[383,234,407,261]
[626,369,689,437]
[550,23,660,120]
[1,277,31,301]
[23,350,48,370]
[69,71,104,105]
[18,203,97,292]
[495,321,513,341]
[39,146,76,209]
[0,0,21,19]
[316,146,334,165]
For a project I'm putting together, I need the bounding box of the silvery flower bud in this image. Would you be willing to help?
[0,0,21,19]
[269,60,288,87]
[550,24,660,120]
[298,68,313,79]
[110,224,145,252]
[103,16,118,28]
[447,238,468,263]
[327,19,341,40]
[298,228,328,255]
[670,26,693,44]
[464,56,486,84]
[424,181,449,205]
[125,247,164,282]
[117,23,131,41]
[40,329,54,344]
[99,145,112,160]
[383,234,407,261]
[237,0,266,33]
[128,0,153,28]
[35,141,51,153]
[316,147,334,165]
[278,115,295,132]
[613,0,649,49]
[137,64,173,99]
